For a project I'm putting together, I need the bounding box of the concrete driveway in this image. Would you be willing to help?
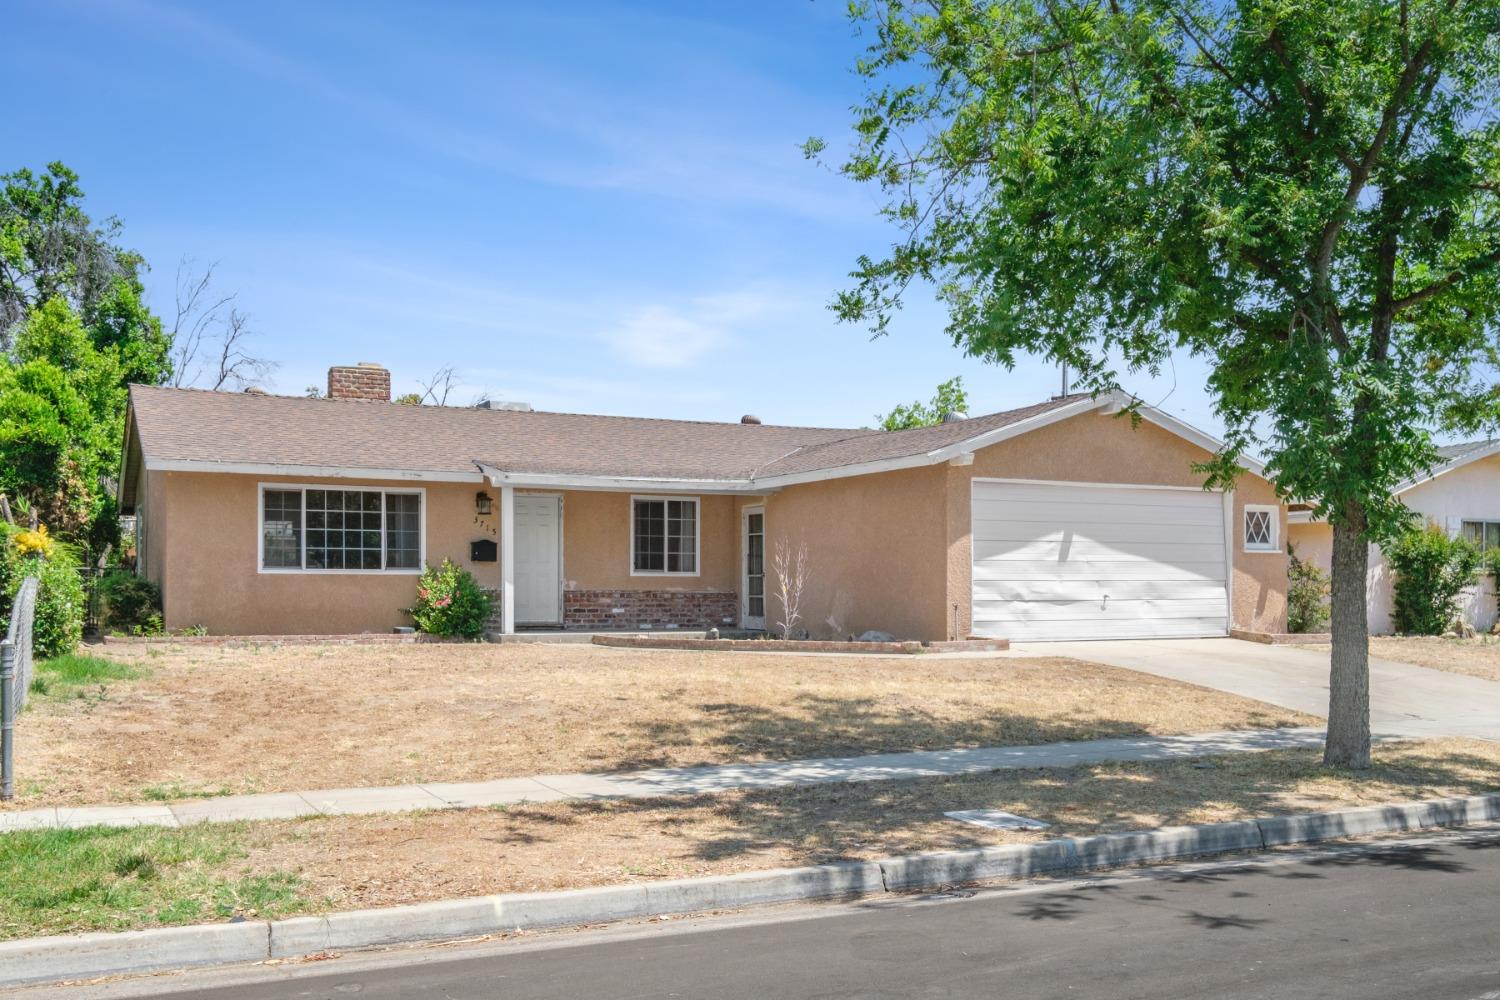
[1011,637,1500,741]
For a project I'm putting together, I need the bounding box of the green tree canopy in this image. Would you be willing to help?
[1,162,171,385]
[0,298,126,540]
[815,0,1500,766]
[878,376,970,429]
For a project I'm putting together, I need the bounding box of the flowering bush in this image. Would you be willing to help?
[0,521,84,658]
[407,559,492,639]
[13,524,53,558]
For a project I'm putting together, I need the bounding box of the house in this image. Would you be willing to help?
[1288,439,1500,634]
[117,362,1290,642]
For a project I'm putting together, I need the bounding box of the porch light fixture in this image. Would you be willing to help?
[475,491,494,516]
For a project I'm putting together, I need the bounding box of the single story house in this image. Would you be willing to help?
[1288,439,1500,634]
[118,363,1290,642]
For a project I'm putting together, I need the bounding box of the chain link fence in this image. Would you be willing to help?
[2,576,38,801]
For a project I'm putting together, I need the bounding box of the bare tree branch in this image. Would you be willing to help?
[208,308,277,390]
[418,366,460,406]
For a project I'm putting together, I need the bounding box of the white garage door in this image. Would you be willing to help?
[971,480,1229,641]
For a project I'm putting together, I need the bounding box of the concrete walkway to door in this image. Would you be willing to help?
[1014,638,1500,742]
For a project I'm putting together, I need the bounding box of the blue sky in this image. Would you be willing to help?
[6,0,1224,432]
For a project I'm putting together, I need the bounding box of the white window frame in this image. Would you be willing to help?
[257,483,425,575]
[1242,504,1280,553]
[1460,519,1500,552]
[629,494,701,577]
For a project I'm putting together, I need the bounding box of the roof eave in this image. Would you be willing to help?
[477,465,773,495]
[142,458,487,483]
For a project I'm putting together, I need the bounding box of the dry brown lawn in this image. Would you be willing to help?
[1330,635,1500,685]
[225,738,1500,911]
[7,641,1316,807]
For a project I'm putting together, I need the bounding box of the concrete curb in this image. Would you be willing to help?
[4,793,1496,987]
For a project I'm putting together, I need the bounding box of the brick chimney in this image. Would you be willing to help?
[327,362,391,401]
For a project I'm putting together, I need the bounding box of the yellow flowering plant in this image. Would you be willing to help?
[12,524,54,558]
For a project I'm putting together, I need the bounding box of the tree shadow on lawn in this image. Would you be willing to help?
[504,745,1500,875]
[607,692,1272,772]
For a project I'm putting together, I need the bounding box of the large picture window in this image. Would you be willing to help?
[631,496,698,575]
[260,486,423,572]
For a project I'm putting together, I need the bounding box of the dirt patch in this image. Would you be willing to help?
[8,643,1315,807]
[1309,636,1500,685]
[236,738,1500,911]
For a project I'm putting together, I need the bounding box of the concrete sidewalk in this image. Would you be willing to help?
[0,726,1328,833]
[1018,638,1500,741]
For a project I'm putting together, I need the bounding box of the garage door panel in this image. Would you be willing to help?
[972,498,1224,527]
[971,480,1229,642]
[974,580,1229,602]
[972,560,1227,583]
[994,616,1228,642]
[969,520,1226,545]
[971,598,1231,623]
[973,539,1228,564]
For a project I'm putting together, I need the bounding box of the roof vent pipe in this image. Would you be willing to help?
[740,414,762,425]
[941,411,964,423]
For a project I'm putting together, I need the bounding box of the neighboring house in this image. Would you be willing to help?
[118,362,1290,642]
[1288,440,1500,634]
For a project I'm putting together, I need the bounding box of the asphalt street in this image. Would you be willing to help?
[57,829,1496,1000]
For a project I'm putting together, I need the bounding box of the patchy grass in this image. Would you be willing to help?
[27,653,145,703]
[7,643,1316,808]
[0,823,313,940]
[139,783,236,803]
[4,739,1491,937]
[1333,635,1500,685]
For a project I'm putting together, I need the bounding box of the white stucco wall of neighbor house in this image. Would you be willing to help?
[1371,453,1500,634]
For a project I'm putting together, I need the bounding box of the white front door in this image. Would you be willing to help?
[742,506,766,630]
[514,494,562,624]
[970,480,1229,641]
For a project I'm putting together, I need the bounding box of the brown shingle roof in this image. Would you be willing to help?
[755,396,1089,477]
[126,385,1092,484]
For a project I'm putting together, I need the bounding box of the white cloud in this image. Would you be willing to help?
[600,290,784,368]
[607,306,729,368]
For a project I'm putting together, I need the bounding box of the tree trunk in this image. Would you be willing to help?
[1325,503,1373,768]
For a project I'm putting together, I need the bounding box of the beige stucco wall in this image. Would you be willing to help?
[940,410,1287,638]
[760,466,949,641]
[153,472,499,634]
[145,475,746,634]
[1287,521,1332,570]
[554,490,739,593]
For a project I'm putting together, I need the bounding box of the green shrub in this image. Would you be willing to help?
[1387,521,1481,635]
[406,559,492,639]
[1286,544,1330,633]
[98,570,162,632]
[0,521,85,659]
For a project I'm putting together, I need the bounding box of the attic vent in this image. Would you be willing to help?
[243,385,268,395]
[740,414,762,425]
[941,411,965,423]
[474,399,534,412]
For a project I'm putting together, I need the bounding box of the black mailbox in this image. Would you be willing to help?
[470,539,498,563]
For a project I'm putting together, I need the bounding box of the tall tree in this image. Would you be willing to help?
[0,162,171,384]
[813,1,1500,766]
[0,299,124,539]
[1,162,179,544]
[878,376,970,429]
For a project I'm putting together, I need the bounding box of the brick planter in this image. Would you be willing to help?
[563,589,738,631]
